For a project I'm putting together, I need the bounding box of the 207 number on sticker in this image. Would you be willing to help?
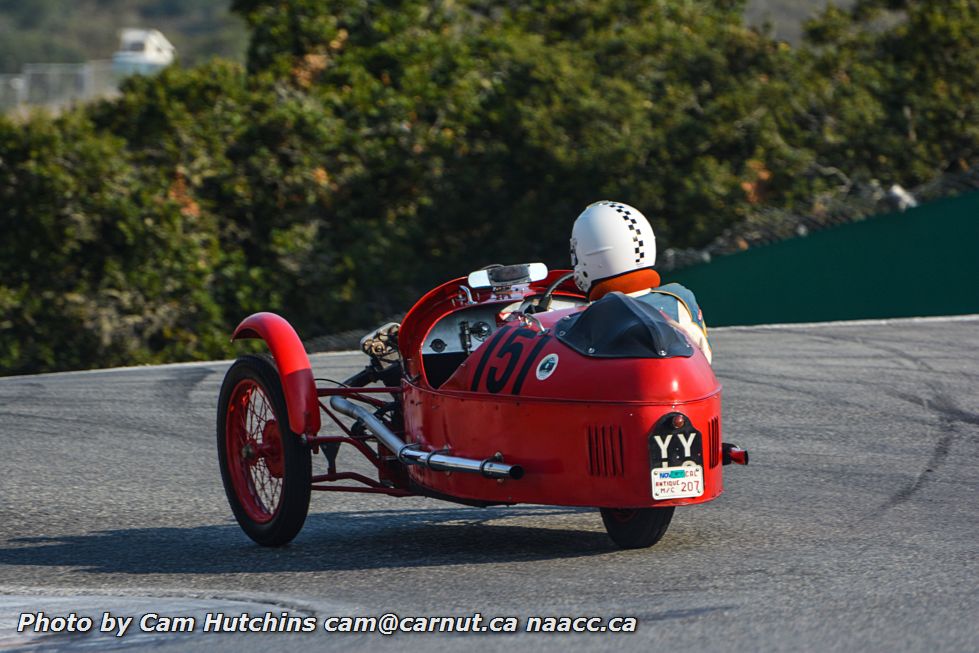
[651,465,704,500]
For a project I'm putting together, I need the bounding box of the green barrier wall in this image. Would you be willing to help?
[668,191,979,326]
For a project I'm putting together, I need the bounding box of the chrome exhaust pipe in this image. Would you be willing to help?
[329,396,524,480]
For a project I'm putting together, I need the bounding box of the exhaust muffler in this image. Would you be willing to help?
[329,396,524,480]
[722,442,749,465]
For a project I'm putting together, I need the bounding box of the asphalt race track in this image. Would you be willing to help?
[1,316,977,652]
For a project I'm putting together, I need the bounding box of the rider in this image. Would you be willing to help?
[360,199,711,374]
[570,200,712,363]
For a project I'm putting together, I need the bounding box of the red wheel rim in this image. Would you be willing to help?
[226,379,284,523]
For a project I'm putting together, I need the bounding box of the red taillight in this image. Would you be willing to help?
[671,414,685,429]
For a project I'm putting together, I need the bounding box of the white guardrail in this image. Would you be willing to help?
[0,60,120,114]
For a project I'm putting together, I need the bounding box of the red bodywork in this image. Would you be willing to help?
[239,270,726,509]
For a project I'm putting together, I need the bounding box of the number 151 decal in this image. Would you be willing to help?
[469,326,553,395]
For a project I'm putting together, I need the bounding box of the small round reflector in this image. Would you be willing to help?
[672,415,685,429]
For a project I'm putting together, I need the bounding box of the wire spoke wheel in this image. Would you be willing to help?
[218,355,311,546]
[227,380,283,523]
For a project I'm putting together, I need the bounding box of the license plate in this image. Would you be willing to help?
[651,465,704,500]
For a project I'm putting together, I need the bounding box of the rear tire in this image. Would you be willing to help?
[600,507,674,549]
[217,355,311,546]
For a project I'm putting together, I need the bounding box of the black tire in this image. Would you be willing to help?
[217,354,311,546]
[600,507,675,549]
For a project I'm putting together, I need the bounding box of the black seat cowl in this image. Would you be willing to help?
[555,292,694,359]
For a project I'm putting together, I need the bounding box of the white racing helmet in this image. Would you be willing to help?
[570,201,656,293]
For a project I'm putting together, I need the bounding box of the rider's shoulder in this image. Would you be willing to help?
[653,281,687,291]
[652,281,697,299]
[646,282,704,321]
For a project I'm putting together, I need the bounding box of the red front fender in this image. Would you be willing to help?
[232,312,321,436]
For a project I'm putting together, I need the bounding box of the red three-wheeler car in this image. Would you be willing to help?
[217,263,748,549]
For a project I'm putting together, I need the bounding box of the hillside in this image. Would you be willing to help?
[0,1,855,74]
[4,0,974,375]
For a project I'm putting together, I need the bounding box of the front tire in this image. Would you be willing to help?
[218,355,311,546]
[600,507,674,549]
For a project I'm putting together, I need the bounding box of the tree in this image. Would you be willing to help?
[801,0,979,184]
